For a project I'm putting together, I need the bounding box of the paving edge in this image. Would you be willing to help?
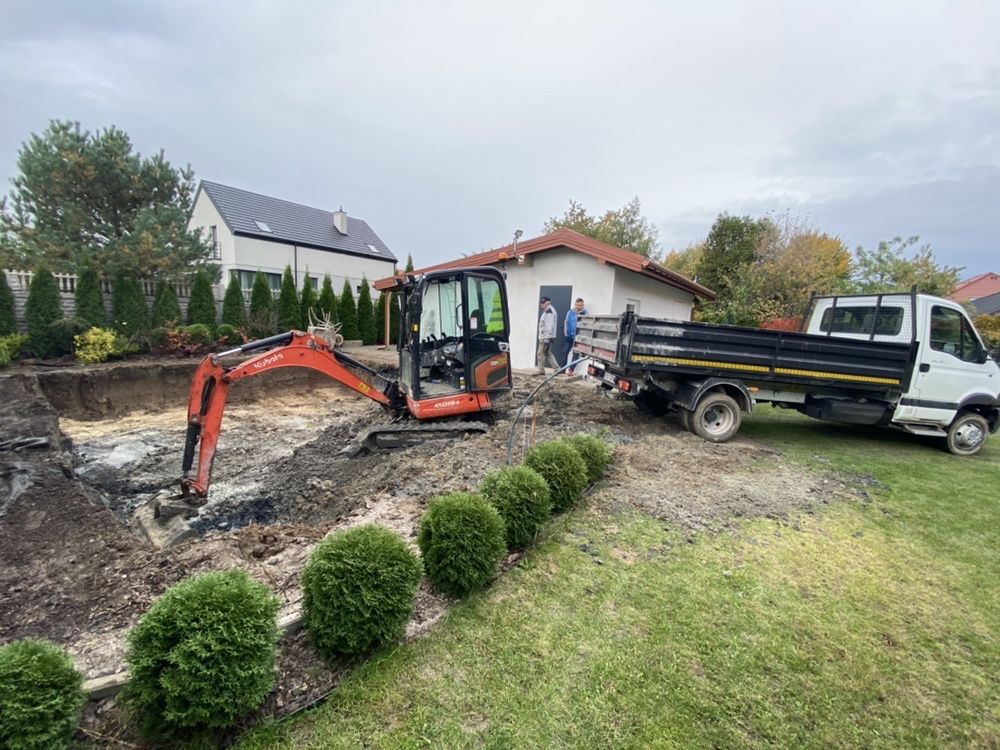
[82,611,305,700]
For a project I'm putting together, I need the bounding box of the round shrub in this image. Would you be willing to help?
[0,638,85,750]
[74,327,117,364]
[123,569,280,742]
[561,433,613,483]
[216,322,243,346]
[480,465,551,550]
[417,492,506,597]
[182,323,212,347]
[302,525,422,659]
[524,440,588,513]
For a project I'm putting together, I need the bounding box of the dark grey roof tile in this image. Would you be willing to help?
[199,181,397,262]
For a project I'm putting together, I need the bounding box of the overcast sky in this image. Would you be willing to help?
[2,1,998,275]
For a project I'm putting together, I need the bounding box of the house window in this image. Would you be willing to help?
[209,225,221,260]
[234,269,281,295]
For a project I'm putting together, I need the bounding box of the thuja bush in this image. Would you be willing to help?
[186,268,216,329]
[480,465,552,550]
[25,266,62,358]
[338,279,359,340]
[46,317,87,357]
[317,274,339,325]
[356,277,375,345]
[524,439,588,513]
[123,569,280,742]
[182,323,212,348]
[0,271,16,335]
[249,270,274,338]
[277,265,300,331]
[302,525,422,659]
[111,271,148,336]
[0,638,85,750]
[418,492,506,597]
[151,281,182,327]
[74,265,105,328]
[222,275,248,329]
[562,433,613,483]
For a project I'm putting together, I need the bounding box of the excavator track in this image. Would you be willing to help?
[343,420,490,456]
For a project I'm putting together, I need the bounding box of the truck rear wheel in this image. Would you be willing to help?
[946,412,989,456]
[691,393,741,443]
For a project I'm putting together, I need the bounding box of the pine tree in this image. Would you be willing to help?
[356,277,375,345]
[221,275,247,329]
[316,275,339,326]
[299,274,317,328]
[0,271,17,335]
[186,268,216,328]
[248,270,274,338]
[405,254,414,272]
[26,266,63,357]
[111,270,148,335]
[151,282,182,327]
[338,280,359,340]
[74,265,106,328]
[374,291,386,345]
[277,265,300,331]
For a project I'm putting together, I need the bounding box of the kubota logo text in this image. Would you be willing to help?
[253,353,284,370]
[433,399,462,409]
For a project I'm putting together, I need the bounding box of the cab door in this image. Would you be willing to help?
[463,270,512,392]
[907,302,998,424]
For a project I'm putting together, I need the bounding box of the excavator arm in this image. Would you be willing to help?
[179,330,402,498]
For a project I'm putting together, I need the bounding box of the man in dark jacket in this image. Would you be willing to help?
[562,297,587,372]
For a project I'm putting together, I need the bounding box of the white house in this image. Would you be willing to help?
[188,181,397,299]
[375,228,716,370]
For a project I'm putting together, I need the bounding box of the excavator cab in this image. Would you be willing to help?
[397,267,512,418]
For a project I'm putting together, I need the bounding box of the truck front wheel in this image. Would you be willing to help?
[946,411,989,456]
[691,393,742,443]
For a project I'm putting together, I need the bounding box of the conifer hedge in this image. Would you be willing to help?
[317,274,339,326]
[524,440,588,512]
[221,275,248,329]
[0,272,15,335]
[248,271,274,338]
[186,268,216,329]
[111,271,148,337]
[73,265,105,329]
[339,279,359,340]
[480,465,552,550]
[300,274,317,327]
[277,265,300,331]
[357,277,375,344]
[151,282,182,327]
[26,266,63,358]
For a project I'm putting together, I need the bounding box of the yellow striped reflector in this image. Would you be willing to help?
[631,355,900,386]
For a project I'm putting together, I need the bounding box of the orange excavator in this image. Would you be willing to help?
[157,267,512,519]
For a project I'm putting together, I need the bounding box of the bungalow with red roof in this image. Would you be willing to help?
[375,228,715,371]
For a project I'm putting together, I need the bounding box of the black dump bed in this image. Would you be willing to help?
[575,313,916,395]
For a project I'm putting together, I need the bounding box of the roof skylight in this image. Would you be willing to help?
[366,242,381,254]
[253,220,272,232]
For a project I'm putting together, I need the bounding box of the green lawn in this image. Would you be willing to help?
[237,410,999,749]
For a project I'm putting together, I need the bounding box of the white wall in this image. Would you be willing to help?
[610,271,694,320]
[188,191,396,297]
[496,248,696,369]
[232,235,395,293]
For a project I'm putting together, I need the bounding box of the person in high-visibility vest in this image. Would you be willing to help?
[486,289,505,333]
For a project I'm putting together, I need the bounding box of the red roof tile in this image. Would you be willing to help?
[374,228,716,299]
[948,272,1000,302]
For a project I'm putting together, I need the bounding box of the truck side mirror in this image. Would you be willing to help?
[977,347,991,364]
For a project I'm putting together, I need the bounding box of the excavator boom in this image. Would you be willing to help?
[180,330,401,498]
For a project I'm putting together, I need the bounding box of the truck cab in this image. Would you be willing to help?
[805,293,1000,453]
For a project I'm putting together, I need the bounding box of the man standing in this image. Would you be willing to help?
[534,296,559,375]
[562,297,587,373]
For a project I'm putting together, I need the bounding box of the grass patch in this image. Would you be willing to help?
[237,410,999,749]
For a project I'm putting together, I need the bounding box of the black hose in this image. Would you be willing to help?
[506,356,588,465]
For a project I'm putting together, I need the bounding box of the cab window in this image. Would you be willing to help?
[930,306,980,362]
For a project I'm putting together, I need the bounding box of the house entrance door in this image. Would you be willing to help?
[537,284,573,366]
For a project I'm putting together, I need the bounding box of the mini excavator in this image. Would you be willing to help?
[155,267,512,519]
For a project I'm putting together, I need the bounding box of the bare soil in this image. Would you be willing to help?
[0,356,865,744]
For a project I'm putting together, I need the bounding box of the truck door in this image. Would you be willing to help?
[907,303,998,424]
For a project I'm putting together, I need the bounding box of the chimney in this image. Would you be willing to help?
[333,206,348,235]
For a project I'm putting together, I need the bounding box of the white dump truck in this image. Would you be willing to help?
[576,291,1000,455]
